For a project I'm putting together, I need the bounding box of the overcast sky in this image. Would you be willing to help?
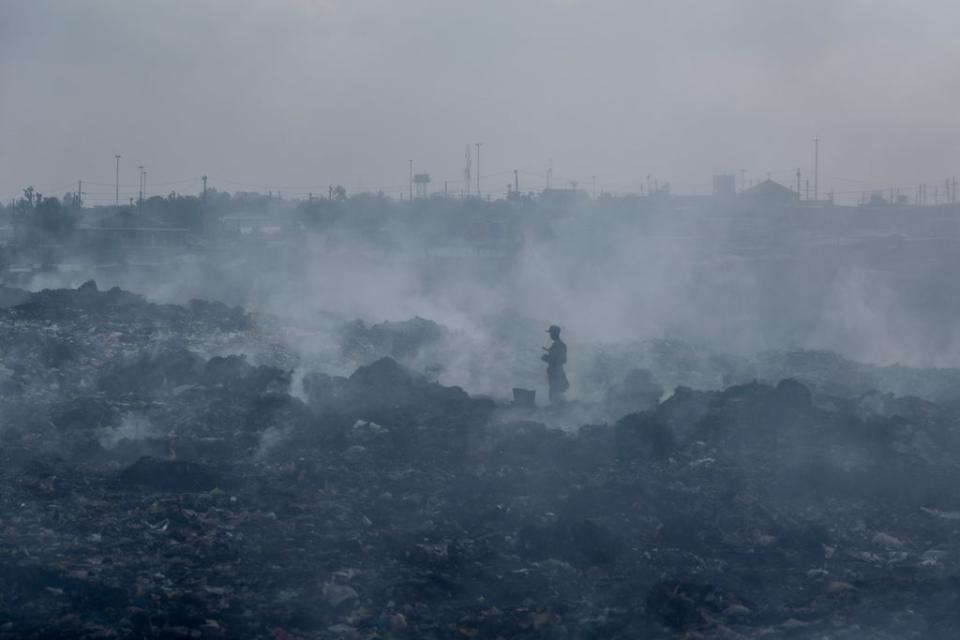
[1,0,958,204]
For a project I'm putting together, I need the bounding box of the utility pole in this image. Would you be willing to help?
[592,175,597,199]
[514,169,519,195]
[77,180,83,208]
[142,171,147,202]
[408,159,413,201]
[115,154,121,206]
[201,176,209,235]
[138,166,144,214]
[812,137,819,201]
[475,143,482,196]
[796,168,801,199]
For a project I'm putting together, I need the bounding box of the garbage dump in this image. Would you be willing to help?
[4,283,960,638]
[8,2,960,637]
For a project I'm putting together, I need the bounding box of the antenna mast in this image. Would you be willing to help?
[475,142,482,196]
[812,137,819,201]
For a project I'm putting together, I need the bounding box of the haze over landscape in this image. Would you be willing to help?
[5,2,960,639]
[3,0,960,203]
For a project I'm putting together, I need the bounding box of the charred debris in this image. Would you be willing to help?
[4,283,960,638]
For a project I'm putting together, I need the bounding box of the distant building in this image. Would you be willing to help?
[540,188,588,205]
[413,174,431,198]
[712,175,736,198]
[740,179,797,205]
[77,225,191,249]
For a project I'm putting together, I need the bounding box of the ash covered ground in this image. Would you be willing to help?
[9,2,960,636]
[5,281,960,639]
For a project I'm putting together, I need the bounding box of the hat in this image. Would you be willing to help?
[547,325,561,334]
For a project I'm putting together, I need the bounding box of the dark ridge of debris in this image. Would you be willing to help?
[339,316,448,362]
[117,457,223,492]
[9,281,250,332]
[99,347,205,395]
[0,285,29,308]
[5,285,960,638]
[303,356,483,421]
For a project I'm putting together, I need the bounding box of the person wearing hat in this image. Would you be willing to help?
[542,324,569,404]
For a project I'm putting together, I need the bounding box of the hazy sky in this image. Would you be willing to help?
[2,0,958,204]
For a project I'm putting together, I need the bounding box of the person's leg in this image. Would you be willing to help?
[549,388,565,405]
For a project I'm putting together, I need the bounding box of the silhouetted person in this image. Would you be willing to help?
[542,324,569,404]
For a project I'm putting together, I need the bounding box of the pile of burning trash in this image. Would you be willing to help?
[3,283,960,638]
